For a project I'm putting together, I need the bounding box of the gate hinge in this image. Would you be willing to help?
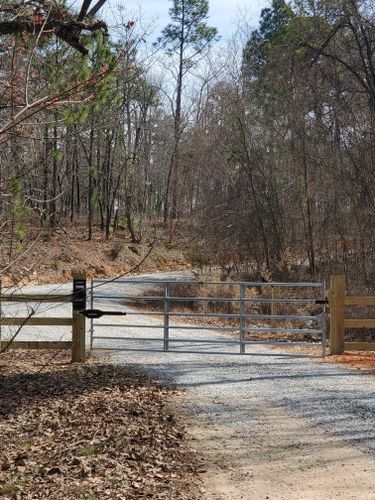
[315,298,329,305]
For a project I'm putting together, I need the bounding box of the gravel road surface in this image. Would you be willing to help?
[3,272,375,498]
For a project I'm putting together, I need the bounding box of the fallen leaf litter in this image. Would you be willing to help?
[0,350,199,499]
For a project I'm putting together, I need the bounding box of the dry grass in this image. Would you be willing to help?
[127,277,323,343]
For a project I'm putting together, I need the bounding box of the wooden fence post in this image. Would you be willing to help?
[329,274,345,355]
[72,272,86,363]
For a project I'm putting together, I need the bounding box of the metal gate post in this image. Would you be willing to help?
[90,278,94,349]
[163,283,170,351]
[271,286,277,328]
[240,284,245,354]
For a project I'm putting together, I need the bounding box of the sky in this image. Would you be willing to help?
[101,0,271,40]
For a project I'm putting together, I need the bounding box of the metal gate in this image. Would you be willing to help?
[88,278,327,357]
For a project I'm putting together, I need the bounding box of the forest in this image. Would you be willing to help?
[1,0,375,287]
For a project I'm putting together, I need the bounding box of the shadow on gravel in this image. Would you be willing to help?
[174,370,368,388]
[124,358,367,382]
[109,347,320,359]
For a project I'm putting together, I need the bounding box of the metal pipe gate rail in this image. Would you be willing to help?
[89,279,327,357]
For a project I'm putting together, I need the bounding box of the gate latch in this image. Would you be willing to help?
[315,298,329,305]
[81,309,127,319]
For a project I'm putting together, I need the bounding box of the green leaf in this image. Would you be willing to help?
[52,150,64,161]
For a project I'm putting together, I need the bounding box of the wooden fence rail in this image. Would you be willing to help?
[0,294,73,302]
[0,273,86,362]
[329,274,375,354]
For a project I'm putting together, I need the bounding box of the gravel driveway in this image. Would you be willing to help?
[3,272,375,498]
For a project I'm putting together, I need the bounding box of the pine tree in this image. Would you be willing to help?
[158,0,218,222]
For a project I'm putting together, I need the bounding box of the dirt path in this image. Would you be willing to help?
[185,396,375,499]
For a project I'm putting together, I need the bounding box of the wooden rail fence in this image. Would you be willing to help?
[0,273,86,362]
[329,274,375,354]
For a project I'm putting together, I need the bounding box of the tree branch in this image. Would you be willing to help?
[77,0,93,22]
[87,0,108,18]
[0,3,108,55]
